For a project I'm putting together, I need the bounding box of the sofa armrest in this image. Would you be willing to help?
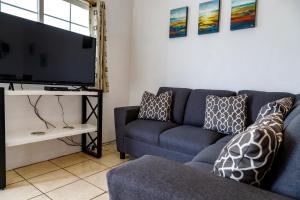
[114,106,140,153]
[107,155,292,200]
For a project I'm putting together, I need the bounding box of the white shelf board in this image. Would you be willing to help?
[5,90,98,96]
[6,124,97,147]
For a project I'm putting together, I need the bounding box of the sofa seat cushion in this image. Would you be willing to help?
[125,119,178,145]
[192,135,233,165]
[185,161,213,173]
[159,125,224,155]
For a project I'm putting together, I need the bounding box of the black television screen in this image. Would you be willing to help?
[0,12,96,86]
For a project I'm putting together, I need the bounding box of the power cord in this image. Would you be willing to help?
[56,95,81,146]
[56,95,73,129]
[21,84,56,129]
[21,84,81,146]
[57,137,81,146]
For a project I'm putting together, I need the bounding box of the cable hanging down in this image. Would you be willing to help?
[57,95,73,129]
[56,95,81,146]
[21,84,81,146]
[26,95,56,129]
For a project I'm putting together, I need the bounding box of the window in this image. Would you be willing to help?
[0,0,38,21]
[0,0,90,36]
[44,0,89,35]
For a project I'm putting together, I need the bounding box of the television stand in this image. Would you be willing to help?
[0,88,103,189]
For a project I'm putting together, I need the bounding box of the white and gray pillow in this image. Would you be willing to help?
[212,97,295,186]
[213,112,284,186]
[256,97,294,120]
[138,91,172,122]
[204,95,248,135]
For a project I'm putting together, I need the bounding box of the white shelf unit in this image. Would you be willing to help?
[6,124,97,147]
[0,89,103,189]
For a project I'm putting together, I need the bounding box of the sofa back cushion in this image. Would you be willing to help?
[238,90,295,126]
[183,89,236,127]
[157,87,192,124]
[269,95,300,199]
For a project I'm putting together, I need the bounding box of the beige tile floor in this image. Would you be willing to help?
[1,142,129,200]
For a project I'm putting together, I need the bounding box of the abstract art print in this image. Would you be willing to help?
[231,0,257,31]
[169,7,188,38]
[198,0,220,35]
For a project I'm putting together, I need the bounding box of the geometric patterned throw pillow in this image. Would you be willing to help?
[138,91,173,122]
[204,95,248,135]
[213,112,284,186]
[256,97,294,121]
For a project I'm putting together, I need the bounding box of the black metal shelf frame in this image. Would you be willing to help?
[0,88,103,189]
[81,90,103,158]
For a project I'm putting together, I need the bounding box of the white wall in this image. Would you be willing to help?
[129,0,300,105]
[6,0,132,170]
[6,0,300,169]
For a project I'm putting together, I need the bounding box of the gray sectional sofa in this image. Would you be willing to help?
[111,87,300,200]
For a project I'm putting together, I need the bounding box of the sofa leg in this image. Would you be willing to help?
[120,152,126,159]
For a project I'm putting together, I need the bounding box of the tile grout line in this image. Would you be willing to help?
[8,141,116,172]
[44,164,106,198]
[10,153,105,198]
[42,179,80,195]
[6,144,119,199]
[10,150,112,183]
[23,158,108,198]
[49,157,108,193]
[10,147,113,175]
[89,192,108,200]
[6,172,25,186]
[13,170,53,200]
[48,151,129,194]
[9,151,124,186]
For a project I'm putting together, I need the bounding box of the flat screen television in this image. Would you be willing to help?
[0,12,96,87]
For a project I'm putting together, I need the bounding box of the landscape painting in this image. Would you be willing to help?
[198,0,220,35]
[231,0,257,31]
[169,7,188,38]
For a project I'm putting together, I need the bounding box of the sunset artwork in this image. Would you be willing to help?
[169,7,188,38]
[231,0,257,31]
[198,0,220,35]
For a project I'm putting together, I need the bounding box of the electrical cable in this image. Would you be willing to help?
[57,138,80,146]
[22,84,81,146]
[66,136,81,145]
[22,84,56,129]
[56,95,81,146]
[57,95,72,128]
[28,95,56,129]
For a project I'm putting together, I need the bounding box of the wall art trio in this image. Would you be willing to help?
[169,0,257,38]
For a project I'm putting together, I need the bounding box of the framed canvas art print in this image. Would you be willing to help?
[198,0,220,35]
[231,0,257,31]
[169,7,188,38]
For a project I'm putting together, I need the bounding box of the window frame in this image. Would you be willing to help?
[0,0,90,35]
